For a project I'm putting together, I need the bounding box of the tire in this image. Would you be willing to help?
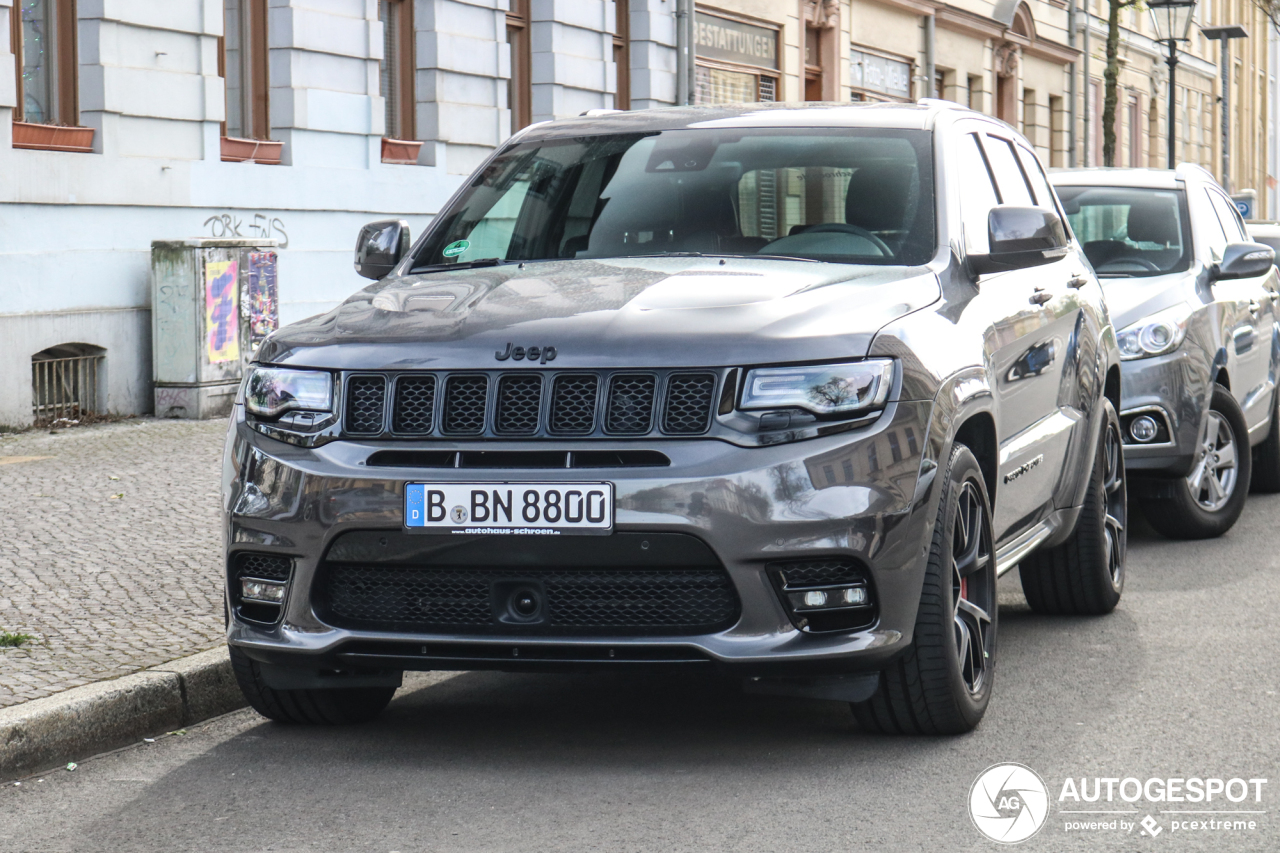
[229,644,396,725]
[1140,384,1251,539]
[1250,389,1280,493]
[1020,398,1126,616]
[851,443,997,735]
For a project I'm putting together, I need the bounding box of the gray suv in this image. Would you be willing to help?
[224,103,1125,735]
[1052,166,1280,538]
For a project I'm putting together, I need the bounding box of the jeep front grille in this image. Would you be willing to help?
[341,369,721,439]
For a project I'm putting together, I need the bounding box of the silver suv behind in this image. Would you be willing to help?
[1052,166,1280,538]
[224,103,1125,734]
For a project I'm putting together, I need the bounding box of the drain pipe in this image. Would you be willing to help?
[1068,0,1078,166]
[676,0,694,105]
[1082,7,1091,166]
[924,14,937,100]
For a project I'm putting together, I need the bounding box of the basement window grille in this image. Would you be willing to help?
[31,344,105,425]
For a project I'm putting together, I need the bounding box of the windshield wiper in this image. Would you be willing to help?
[627,251,823,263]
[410,257,513,274]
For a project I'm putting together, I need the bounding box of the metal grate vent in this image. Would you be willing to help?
[442,375,489,435]
[549,374,599,435]
[495,375,543,435]
[31,346,104,426]
[662,373,716,435]
[345,376,387,434]
[605,374,657,435]
[392,375,437,434]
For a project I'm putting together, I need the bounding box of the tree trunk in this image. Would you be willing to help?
[1102,0,1123,167]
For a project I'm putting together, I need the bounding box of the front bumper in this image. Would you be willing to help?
[223,398,938,677]
[1118,348,1210,477]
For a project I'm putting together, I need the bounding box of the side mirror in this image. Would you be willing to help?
[969,206,1070,276]
[354,220,411,280]
[1212,241,1275,281]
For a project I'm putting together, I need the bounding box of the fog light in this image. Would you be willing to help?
[787,586,869,611]
[1130,415,1159,443]
[241,579,286,603]
[842,587,867,605]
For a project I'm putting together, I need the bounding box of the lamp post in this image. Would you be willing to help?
[1148,0,1198,169]
[1202,25,1249,193]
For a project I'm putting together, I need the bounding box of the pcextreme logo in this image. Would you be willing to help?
[969,763,1051,843]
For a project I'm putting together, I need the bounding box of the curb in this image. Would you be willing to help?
[0,647,246,780]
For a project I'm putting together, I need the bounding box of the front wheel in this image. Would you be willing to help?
[1141,384,1250,539]
[851,442,997,735]
[1020,397,1126,615]
[229,645,396,725]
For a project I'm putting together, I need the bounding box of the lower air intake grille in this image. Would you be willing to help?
[317,565,740,635]
[662,373,716,434]
[233,552,293,582]
[345,376,387,434]
[770,559,864,588]
[605,374,656,435]
[442,375,489,435]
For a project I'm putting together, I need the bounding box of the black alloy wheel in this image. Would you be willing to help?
[851,443,997,735]
[952,481,995,696]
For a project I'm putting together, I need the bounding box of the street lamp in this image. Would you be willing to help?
[1148,0,1198,168]
[1202,25,1249,193]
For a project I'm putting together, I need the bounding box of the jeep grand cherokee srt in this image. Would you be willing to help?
[223,102,1126,734]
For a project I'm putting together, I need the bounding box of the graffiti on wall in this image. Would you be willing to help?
[204,213,289,248]
[205,259,240,363]
[246,252,279,347]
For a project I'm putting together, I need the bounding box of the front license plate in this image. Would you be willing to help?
[404,482,614,535]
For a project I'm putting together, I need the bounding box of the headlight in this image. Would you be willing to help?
[244,367,334,417]
[741,360,895,416]
[1116,308,1189,360]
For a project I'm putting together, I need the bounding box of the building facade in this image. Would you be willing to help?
[0,0,1271,427]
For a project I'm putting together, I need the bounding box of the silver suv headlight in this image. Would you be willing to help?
[741,359,895,416]
[245,367,334,417]
[1116,306,1190,361]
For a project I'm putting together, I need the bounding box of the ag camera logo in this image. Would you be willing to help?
[969,763,1050,843]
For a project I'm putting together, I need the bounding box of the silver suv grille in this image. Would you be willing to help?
[343,369,720,439]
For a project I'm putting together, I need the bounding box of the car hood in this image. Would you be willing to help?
[1097,271,1197,331]
[258,257,941,370]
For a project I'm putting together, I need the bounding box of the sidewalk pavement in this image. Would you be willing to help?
[0,418,229,708]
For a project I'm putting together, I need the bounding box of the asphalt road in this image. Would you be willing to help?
[3,496,1278,853]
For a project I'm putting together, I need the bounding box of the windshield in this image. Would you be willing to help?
[411,128,936,270]
[1055,185,1192,277]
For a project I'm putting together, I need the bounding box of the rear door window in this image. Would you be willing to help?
[982,136,1035,207]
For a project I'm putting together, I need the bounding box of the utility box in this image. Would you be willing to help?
[151,238,280,419]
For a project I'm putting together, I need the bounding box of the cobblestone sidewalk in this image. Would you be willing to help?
[0,419,227,708]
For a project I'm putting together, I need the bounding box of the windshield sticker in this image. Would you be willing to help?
[442,240,470,258]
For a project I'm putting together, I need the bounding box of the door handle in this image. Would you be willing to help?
[1068,274,1090,289]
[1029,289,1053,306]
[1249,300,1262,317]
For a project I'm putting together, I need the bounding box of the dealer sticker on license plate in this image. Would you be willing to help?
[404,482,614,535]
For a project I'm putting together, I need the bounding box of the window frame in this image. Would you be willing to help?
[379,0,416,141]
[506,0,532,133]
[220,0,271,142]
[612,0,629,110]
[11,0,80,127]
